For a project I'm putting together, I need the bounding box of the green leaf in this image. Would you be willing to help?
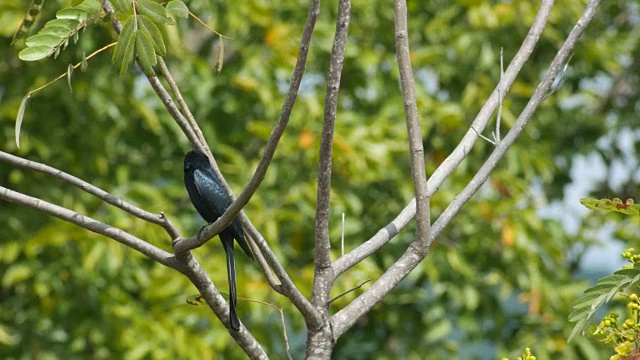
[39,26,75,38]
[56,8,91,21]
[18,46,54,61]
[166,0,189,19]
[25,34,63,47]
[135,29,157,76]
[74,0,102,14]
[110,0,133,13]
[568,267,640,343]
[137,15,166,56]
[44,18,81,30]
[136,0,175,25]
[112,16,137,76]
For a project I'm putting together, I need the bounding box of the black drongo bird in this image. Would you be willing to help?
[184,150,254,331]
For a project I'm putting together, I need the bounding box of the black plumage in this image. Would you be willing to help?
[183,150,254,331]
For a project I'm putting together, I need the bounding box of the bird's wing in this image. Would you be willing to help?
[193,168,229,219]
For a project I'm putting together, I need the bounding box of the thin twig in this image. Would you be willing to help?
[156,57,208,151]
[471,126,496,145]
[341,213,345,257]
[188,11,233,39]
[0,186,177,268]
[242,298,293,360]
[24,43,116,96]
[328,278,372,304]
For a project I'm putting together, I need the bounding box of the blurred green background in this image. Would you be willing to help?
[1,0,638,358]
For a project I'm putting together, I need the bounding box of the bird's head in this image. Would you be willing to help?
[184,150,210,172]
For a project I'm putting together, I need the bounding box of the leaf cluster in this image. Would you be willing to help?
[111,0,188,76]
[569,268,640,342]
[18,0,101,61]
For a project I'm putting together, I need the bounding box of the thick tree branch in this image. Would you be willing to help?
[332,0,555,278]
[0,151,181,240]
[394,0,430,252]
[310,0,351,312]
[430,0,601,242]
[0,186,177,268]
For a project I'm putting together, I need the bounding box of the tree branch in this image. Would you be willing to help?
[310,0,351,310]
[0,186,177,268]
[394,0,430,252]
[332,0,555,279]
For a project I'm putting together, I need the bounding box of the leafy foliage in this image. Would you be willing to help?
[18,0,101,61]
[568,267,640,342]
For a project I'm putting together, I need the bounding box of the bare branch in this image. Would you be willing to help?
[394,0,430,252]
[430,0,602,242]
[0,186,177,268]
[156,57,209,151]
[0,151,181,240]
[332,0,555,278]
[310,0,351,311]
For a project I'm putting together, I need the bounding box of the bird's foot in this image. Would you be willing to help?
[197,225,207,242]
